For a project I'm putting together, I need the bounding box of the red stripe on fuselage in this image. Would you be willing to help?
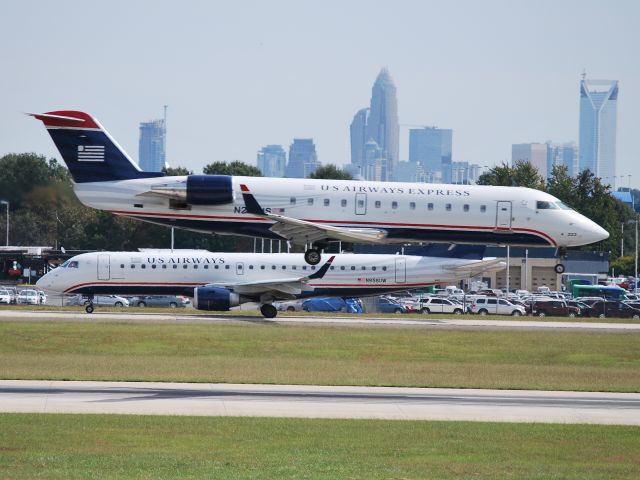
[109,209,557,246]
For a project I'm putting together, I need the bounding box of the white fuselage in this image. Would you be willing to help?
[73,176,609,248]
[37,251,503,299]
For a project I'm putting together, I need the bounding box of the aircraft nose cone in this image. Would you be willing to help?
[582,220,609,245]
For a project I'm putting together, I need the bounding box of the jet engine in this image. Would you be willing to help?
[193,286,241,311]
[149,175,234,206]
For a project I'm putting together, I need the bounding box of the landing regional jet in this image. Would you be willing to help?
[30,111,609,271]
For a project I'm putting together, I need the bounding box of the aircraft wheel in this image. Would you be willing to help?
[554,263,565,274]
[304,249,321,265]
[85,303,94,314]
[260,304,278,318]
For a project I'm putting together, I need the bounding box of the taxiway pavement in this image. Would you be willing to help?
[1,309,640,331]
[0,380,638,425]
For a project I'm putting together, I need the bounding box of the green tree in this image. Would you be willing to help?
[203,161,262,176]
[476,160,545,189]
[0,153,63,206]
[307,164,353,180]
[163,166,193,176]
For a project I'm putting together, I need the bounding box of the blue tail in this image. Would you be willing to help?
[31,111,164,183]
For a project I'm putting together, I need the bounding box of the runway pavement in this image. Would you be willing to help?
[1,380,638,425]
[1,309,640,331]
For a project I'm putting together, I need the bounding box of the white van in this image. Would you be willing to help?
[470,297,525,316]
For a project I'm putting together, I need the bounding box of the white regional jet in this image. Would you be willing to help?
[30,111,608,272]
[36,249,505,318]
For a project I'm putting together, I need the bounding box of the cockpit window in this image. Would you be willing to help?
[60,261,69,268]
[68,261,79,268]
[556,202,572,210]
[536,201,558,210]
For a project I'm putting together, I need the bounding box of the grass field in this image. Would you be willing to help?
[1,320,639,391]
[1,413,639,479]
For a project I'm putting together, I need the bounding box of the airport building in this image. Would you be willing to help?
[138,119,166,172]
[257,145,287,178]
[578,77,618,179]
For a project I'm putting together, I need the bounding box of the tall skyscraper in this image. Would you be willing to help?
[511,143,548,175]
[409,127,453,183]
[285,138,320,178]
[349,108,369,167]
[578,77,618,179]
[547,142,578,177]
[257,145,287,177]
[138,119,166,172]
[349,68,399,180]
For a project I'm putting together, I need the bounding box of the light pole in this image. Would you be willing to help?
[0,200,8,246]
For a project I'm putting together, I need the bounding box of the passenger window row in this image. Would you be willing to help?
[288,197,487,212]
[119,263,389,271]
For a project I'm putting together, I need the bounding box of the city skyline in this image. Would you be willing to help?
[1,1,639,185]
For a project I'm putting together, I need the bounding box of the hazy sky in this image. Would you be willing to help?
[1,0,638,187]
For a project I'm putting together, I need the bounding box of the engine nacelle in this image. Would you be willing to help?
[193,286,240,311]
[186,175,233,205]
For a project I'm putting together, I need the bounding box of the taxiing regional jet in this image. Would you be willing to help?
[37,248,505,318]
[30,111,608,271]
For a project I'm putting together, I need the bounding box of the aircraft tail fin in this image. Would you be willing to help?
[29,111,164,183]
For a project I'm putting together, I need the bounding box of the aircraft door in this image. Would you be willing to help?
[395,258,406,283]
[355,193,367,215]
[236,262,244,275]
[495,201,513,231]
[97,254,110,281]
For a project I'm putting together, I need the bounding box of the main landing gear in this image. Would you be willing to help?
[303,243,327,266]
[554,247,567,274]
[260,304,278,319]
[304,248,321,266]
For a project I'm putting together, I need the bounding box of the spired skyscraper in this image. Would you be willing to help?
[349,68,399,180]
[578,76,618,179]
[138,119,166,172]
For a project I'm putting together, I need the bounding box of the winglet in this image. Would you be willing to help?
[307,255,336,280]
[240,184,265,215]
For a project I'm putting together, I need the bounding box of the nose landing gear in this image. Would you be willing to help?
[554,247,567,274]
[83,295,95,314]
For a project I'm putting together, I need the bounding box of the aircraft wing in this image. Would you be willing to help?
[443,258,506,276]
[240,184,388,245]
[206,255,336,297]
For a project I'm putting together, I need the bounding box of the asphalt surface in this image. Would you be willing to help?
[1,309,640,331]
[1,380,638,425]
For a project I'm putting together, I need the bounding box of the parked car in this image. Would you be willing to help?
[419,297,465,315]
[377,297,408,314]
[17,289,40,305]
[530,299,580,317]
[66,294,129,307]
[274,299,304,312]
[303,297,362,313]
[470,297,526,316]
[566,300,592,317]
[131,295,189,308]
[0,288,12,304]
[589,300,640,319]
